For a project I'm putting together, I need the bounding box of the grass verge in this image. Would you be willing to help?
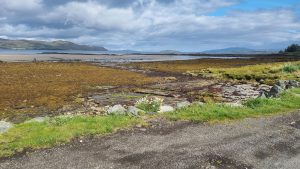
[163,88,300,122]
[0,115,142,158]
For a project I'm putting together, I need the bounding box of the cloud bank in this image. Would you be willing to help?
[0,0,299,51]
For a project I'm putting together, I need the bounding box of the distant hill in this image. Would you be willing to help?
[0,38,107,51]
[159,50,182,54]
[202,47,276,54]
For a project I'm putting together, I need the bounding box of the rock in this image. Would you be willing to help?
[0,121,12,134]
[107,105,127,115]
[257,91,267,98]
[91,106,108,115]
[275,80,288,89]
[287,80,300,88]
[176,101,191,109]
[193,101,205,106]
[158,105,175,113]
[25,117,47,123]
[127,106,144,116]
[259,79,265,84]
[268,85,284,98]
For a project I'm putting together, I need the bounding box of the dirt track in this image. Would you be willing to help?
[1,111,300,169]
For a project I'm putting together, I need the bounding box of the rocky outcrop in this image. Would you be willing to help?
[259,80,299,98]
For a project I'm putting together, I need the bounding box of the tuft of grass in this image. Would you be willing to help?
[0,115,141,158]
[282,63,300,73]
[163,88,300,123]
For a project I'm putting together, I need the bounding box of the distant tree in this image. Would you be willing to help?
[284,44,300,53]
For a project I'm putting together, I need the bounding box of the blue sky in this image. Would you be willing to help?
[0,0,300,51]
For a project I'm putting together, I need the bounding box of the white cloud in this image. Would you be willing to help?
[0,0,299,50]
[0,0,42,11]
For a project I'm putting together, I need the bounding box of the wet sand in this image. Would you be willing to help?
[0,54,213,63]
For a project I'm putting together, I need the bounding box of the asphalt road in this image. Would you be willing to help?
[1,111,300,169]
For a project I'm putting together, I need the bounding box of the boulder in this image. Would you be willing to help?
[275,80,288,89]
[176,101,191,109]
[107,105,127,115]
[0,121,12,134]
[287,80,300,88]
[268,85,284,98]
[158,105,175,113]
[127,106,144,116]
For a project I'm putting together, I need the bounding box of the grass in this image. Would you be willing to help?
[187,61,300,84]
[0,89,299,158]
[163,88,300,122]
[282,63,300,73]
[0,62,160,121]
[0,115,142,158]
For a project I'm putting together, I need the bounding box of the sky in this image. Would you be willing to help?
[0,0,300,51]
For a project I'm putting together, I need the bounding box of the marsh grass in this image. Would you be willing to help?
[164,88,300,122]
[0,115,141,158]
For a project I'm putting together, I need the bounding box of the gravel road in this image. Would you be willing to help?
[1,111,300,169]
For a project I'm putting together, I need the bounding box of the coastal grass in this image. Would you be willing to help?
[0,62,160,121]
[0,115,142,158]
[0,89,299,158]
[164,88,300,122]
[188,61,300,84]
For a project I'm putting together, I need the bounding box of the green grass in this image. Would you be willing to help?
[164,88,300,123]
[186,61,300,84]
[0,115,141,158]
[1,89,300,159]
[282,63,300,73]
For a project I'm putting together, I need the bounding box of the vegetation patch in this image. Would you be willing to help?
[0,115,141,158]
[0,62,160,121]
[164,88,300,122]
[187,61,300,84]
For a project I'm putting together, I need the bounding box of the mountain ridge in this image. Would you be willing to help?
[0,39,107,51]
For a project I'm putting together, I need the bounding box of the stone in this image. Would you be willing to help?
[107,105,127,115]
[0,121,12,134]
[176,101,191,109]
[25,117,47,123]
[259,79,265,84]
[268,85,284,98]
[193,101,205,106]
[275,80,288,89]
[257,91,267,99]
[158,105,175,113]
[288,80,300,88]
[127,106,144,116]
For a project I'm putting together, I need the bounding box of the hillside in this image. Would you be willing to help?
[0,39,107,51]
[202,47,276,54]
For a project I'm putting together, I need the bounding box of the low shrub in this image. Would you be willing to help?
[135,96,164,113]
